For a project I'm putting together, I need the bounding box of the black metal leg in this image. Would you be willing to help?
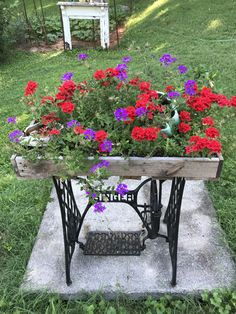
[53,177,82,285]
[149,179,163,238]
[165,177,185,286]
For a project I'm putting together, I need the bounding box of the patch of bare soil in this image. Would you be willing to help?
[17,25,125,53]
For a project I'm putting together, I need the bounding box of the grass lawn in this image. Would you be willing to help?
[1,0,236,313]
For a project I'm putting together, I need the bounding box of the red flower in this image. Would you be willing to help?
[40,96,55,104]
[105,68,119,77]
[56,80,76,101]
[185,146,192,154]
[49,128,60,135]
[187,96,211,111]
[95,130,108,142]
[74,126,85,135]
[202,116,214,126]
[179,111,191,122]
[131,126,145,141]
[129,77,140,86]
[165,85,174,92]
[131,126,159,141]
[117,82,124,91]
[136,98,148,108]
[126,106,136,121]
[24,81,38,96]
[155,105,165,113]
[205,127,220,138]
[41,112,60,125]
[148,112,154,120]
[230,96,236,107]
[94,70,106,80]
[189,135,201,143]
[139,82,151,91]
[137,93,150,101]
[61,80,76,92]
[217,94,230,107]
[186,136,222,155]
[207,139,222,153]
[200,87,218,102]
[147,90,159,99]
[178,122,191,133]
[144,127,158,141]
[147,102,155,111]
[60,102,75,114]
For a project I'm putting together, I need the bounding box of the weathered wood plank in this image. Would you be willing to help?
[11,155,223,180]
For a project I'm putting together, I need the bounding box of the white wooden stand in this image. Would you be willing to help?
[57,1,109,50]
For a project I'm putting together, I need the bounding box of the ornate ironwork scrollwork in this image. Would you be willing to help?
[53,177,82,285]
[164,177,186,286]
[53,176,185,286]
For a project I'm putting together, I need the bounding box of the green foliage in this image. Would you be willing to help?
[28,16,62,43]
[0,291,235,313]
[26,10,127,44]
[201,290,236,314]
[0,0,11,61]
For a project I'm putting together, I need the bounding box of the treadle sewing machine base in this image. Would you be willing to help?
[84,231,142,256]
[53,177,186,287]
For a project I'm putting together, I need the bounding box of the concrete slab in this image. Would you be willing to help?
[21,178,236,299]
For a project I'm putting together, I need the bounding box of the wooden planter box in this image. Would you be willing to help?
[11,154,223,180]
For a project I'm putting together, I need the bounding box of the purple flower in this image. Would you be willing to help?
[98,160,110,168]
[78,53,89,60]
[116,183,129,197]
[66,120,80,128]
[115,64,128,81]
[61,72,74,81]
[167,91,180,98]
[89,160,110,173]
[116,71,128,81]
[116,63,128,71]
[135,107,147,117]
[89,165,98,173]
[99,140,113,153]
[84,128,96,140]
[7,116,16,124]
[178,64,188,74]
[114,108,128,121]
[93,202,106,213]
[159,54,177,67]
[185,80,197,96]
[85,191,97,198]
[122,56,132,63]
[9,130,23,143]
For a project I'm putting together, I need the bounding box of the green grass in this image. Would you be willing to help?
[1,0,236,312]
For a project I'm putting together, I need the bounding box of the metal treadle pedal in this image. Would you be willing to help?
[83,231,142,256]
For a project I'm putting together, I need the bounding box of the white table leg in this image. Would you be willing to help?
[100,17,105,49]
[62,13,72,50]
[104,7,110,48]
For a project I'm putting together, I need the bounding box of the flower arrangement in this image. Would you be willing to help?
[9,53,236,212]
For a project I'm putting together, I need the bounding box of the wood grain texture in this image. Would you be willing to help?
[11,155,223,180]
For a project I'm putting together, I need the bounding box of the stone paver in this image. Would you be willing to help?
[21,178,236,299]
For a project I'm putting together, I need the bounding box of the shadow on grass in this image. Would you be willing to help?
[122,0,236,49]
